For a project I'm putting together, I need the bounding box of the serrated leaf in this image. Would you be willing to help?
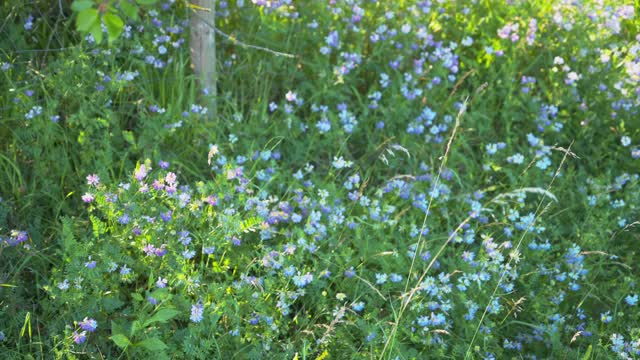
[89,21,103,44]
[104,13,124,43]
[136,0,158,5]
[120,0,139,20]
[71,0,94,12]
[137,337,168,352]
[110,334,131,349]
[76,8,99,32]
[143,308,179,327]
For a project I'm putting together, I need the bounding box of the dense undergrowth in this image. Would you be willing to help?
[1,0,640,359]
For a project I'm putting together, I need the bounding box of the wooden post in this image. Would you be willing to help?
[190,0,216,119]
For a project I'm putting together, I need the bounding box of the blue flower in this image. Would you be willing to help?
[351,301,365,312]
[190,302,204,323]
[79,318,98,332]
[625,294,638,306]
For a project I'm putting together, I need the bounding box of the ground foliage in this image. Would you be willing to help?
[1,0,640,359]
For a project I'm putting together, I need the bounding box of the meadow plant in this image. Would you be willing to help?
[0,0,639,358]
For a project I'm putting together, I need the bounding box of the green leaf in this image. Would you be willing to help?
[581,345,592,360]
[120,0,139,20]
[136,337,168,352]
[71,0,94,12]
[131,293,144,302]
[136,0,158,5]
[104,13,124,43]
[130,320,143,337]
[122,130,136,147]
[110,334,131,349]
[143,308,180,327]
[89,21,103,44]
[76,8,99,32]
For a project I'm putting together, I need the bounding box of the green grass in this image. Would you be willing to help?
[1,0,640,359]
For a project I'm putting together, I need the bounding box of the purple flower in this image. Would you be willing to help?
[118,213,130,225]
[143,244,156,256]
[79,318,97,332]
[135,164,148,181]
[81,193,95,203]
[325,30,340,48]
[344,267,356,278]
[154,244,167,257]
[156,277,168,288]
[158,160,170,169]
[73,331,87,344]
[160,210,172,222]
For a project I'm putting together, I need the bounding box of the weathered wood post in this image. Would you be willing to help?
[189,0,216,119]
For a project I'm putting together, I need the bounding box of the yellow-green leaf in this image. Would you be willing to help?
[76,8,99,32]
[104,13,124,43]
[89,21,103,44]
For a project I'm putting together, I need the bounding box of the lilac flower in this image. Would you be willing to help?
[344,267,355,278]
[79,318,97,332]
[118,213,130,225]
[73,331,87,344]
[190,301,204,323]
[81,193,95,203]
[292,272,313,288]
[86,174,100,186]
[154,244,167,257]
[165,172,177,185]
[156,277,168,288]
[325,30,339,48]
[160,210,172,222]
[134,164,148,181]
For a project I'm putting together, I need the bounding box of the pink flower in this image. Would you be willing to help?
[86,174,100,186]
[81,193,95,203]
